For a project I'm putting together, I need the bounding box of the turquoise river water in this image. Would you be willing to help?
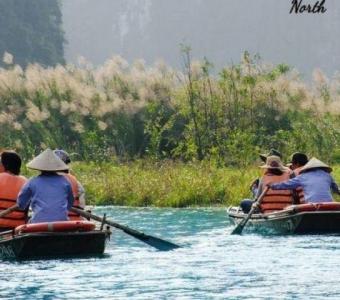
[1,207,340,299]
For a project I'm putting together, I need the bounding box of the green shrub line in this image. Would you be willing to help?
[23,160,336,208]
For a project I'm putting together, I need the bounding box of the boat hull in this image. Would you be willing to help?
[0,231,110,260]
[227,207,340,234]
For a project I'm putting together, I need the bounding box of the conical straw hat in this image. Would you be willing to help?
[260,155,287,172]
[27,148,69,171]
[299,157,332,173]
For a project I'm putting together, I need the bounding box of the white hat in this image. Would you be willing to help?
[260,155,287,172]
[299,157,332,173]
[27,148,69,171]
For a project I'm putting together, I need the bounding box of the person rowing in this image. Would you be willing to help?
[0,151,28,231]
[241,155,293,214]
[249,149,283,197]
[268,158,340,203]
[17,148,74,223]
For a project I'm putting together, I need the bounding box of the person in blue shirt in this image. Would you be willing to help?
[269,157,340,203]
[17,148,74,223]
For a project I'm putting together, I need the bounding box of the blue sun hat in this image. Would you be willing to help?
[53,149,71,164]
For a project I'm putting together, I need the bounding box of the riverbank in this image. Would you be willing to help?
[58,160,340,207]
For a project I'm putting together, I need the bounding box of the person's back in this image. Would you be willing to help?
[18,173,73,223]
[250,149,283,197]
[270,158,339,203]
[240,155,293,214]
[290,169,335,203]
[0,172,27,198]
[0,151,27,230]
[260,169,293,213]
[17,149,74,223]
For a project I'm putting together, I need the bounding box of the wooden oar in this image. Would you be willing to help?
[0,204,19,218]
[231,186,270,235]
[70,207,181,251]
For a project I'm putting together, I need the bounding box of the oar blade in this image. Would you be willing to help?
[230,222,244,235]
[132,233,181,251]
[70,207,181,251]
[230,186,270,235]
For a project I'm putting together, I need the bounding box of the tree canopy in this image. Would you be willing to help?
[0,0,65,68]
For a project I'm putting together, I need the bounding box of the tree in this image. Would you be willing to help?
[0,0,65,68]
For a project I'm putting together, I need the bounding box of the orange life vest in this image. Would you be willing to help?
[0,172,28,229]
[63,173,84,221]
[260,171,293,214]
[293,166,305,204]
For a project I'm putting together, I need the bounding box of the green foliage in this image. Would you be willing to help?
[0,0,64,68]
[1,51,340,166]
[19,160,340,207]
[65,160,262,207]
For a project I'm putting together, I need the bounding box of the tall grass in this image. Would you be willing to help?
[1,51,340,165]
[32,160,337,207]
[70,160,261,207]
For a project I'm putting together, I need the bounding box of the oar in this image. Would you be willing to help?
[70,207,181,251]
[0,204,19,218]
[231,186,269,235]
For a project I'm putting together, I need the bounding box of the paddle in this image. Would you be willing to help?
[231,186,269,235]
[0,204,19,218]
[70,207,181,251]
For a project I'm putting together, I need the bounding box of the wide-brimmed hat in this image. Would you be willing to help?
[299,157,332,173]
[259,149,282,162]
[260,155,287,172]
[27,148,69,171]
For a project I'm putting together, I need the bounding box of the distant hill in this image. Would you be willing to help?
[62,0,340,77]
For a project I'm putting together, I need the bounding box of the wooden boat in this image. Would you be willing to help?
[227,202,340,234]
[0,220,111,260]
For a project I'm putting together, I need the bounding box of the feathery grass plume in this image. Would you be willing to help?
[13,122,22,130]
[0,51,340,164]
[3,52,13,65]
[25,101,50,122]
[98,121,108,131]
[73,122,85,134]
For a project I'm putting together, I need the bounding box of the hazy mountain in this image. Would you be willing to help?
[61,0,340,77]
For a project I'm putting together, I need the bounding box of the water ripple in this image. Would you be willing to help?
[1,207,340,299]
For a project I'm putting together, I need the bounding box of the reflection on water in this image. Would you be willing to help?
[1,207,340,299]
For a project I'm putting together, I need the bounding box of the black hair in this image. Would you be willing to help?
[291,153,308,166]
[1,151,22,175]
[267,169,284,176]
[40,171,58,176]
